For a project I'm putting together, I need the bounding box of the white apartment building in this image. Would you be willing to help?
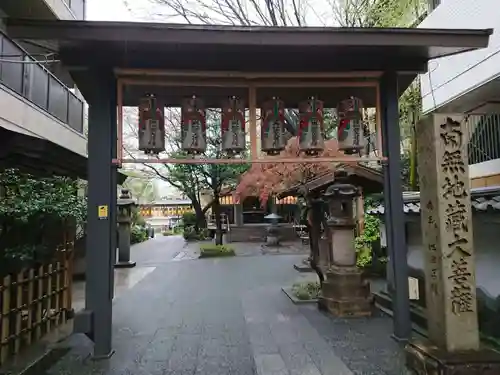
[0,0,87,178]
[419,0,500,188]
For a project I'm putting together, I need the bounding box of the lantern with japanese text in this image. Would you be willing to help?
[181,95,207,154]
[299,97,325,155]
[138,95,166,155]
[337,97,364,154]
[221,96,246,154]
[261,98,286,155]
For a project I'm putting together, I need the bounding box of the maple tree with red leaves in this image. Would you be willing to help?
[235,136,358,205]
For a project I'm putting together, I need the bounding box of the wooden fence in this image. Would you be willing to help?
[0,246,74,366]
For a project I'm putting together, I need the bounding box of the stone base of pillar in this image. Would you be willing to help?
[318,265,371,317]
[318,238,330,271]
[405,339,500,375]
[115,260,136,268]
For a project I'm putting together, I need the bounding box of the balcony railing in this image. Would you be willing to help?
[63,0,85,19]
[0,31,84,134]
[467,114,500,165]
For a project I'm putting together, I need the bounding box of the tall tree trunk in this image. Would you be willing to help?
[190,196,206,231]
[213,194,223,245]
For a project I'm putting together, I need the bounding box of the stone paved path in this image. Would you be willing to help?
[47,237,409,375]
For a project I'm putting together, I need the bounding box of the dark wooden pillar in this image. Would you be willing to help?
[74,70,117,359]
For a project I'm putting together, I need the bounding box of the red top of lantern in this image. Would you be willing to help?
[181,97,206,132]
[221,97,245,132]
[298,98,324,136]
[262,99,285,133]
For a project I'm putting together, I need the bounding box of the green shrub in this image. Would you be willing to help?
[199,244,235,258]
[182,212,197,227]
[172,225,183,234]
[130,226,148,244]
[182,225,198,241]
[200,228,210,238]
[291,281,321,300]
[131,206,146,227]
[183,225,209,241]
[0,169,86,276]
[354,212,381,268]
[162,230,175,236]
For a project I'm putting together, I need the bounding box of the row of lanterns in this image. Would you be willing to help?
[138,95,365,156]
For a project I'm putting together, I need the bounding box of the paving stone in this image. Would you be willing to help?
[254,353,289,375]
[40,241,411,375]
[288,363,322,375]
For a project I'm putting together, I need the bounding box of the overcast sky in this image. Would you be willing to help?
[86,0,134,21]
[86,0,329,25]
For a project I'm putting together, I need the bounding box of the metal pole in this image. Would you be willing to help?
[380,71,411,342]
[84,71,117,358]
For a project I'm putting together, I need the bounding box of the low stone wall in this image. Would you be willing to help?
[407,267,500,342]
[227,224,297,243]
[376,266,500,344]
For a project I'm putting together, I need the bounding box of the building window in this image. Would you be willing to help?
[468,114,500,165]
[428,0,441,11]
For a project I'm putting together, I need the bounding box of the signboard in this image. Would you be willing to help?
[408,276,420,300]
[98,205,108,220]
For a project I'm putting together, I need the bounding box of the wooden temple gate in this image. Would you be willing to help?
[5,19,493,369]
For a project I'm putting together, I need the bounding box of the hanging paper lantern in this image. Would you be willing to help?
[138,95,166,155]
[299,97,325,156]
[181,95,206,154]
[221,96,246,154]
[337,97,364,154]
[261,98,286,155]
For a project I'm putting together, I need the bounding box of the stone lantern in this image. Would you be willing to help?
[318,173,371,317]
[115,188,137,268]
[264,213,281,246]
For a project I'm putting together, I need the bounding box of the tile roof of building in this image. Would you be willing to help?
[367,186,500,215]
[140,199,192,206]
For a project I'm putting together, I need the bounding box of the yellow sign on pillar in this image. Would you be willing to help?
[98,205,109,220]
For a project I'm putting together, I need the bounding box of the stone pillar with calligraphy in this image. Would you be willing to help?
[405,114,500,374]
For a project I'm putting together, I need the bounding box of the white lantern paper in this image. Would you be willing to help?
[337,97,364,154]
[221,96,246,154]
[138,96,166,155]
[261,98,286,155]
[299,97,325,155]
[181,96,207,154]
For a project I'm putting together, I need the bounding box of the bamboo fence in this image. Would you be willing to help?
[0,244,74,366]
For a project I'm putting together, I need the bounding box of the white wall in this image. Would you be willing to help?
[407,219,500,297]
[419,0,500,113]
[469,160,500,179]
[0,84,87,157]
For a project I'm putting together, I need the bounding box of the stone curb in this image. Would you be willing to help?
[281,287,318,305]
[0,323,72,375]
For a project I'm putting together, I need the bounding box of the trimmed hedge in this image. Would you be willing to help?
[199,244,235,258]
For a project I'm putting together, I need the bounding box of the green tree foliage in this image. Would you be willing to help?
[0,169,86,275]
[354,196,385,269]
[121,171,158,204]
